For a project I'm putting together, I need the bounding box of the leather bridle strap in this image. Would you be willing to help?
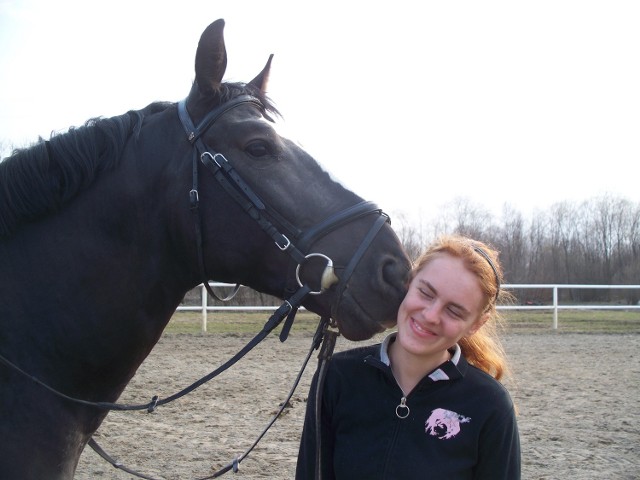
[178,94,261,145]
[282,201,385,298]
[296,201,383,252]
[178,97,309,303]
[179,96,300,302]
[88,439,160,480]
[313,322,339,480]
[330,213,390,319]
[199,151,306,263]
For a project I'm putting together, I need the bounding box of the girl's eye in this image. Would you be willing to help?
[419,288,434,299]
[447,307,464,319]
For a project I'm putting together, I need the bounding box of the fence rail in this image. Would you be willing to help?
[176,283,640,332]
[499,284,640,329]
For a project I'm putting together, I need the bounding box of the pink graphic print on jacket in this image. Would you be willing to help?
[425,408,471,439]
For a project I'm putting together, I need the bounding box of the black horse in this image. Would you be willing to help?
[0,19,410,479]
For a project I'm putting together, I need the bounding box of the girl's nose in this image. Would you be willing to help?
[421,301,440,324]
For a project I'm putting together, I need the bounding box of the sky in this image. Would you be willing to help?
[1,0,639,225]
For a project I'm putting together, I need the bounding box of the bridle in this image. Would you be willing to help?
[178,95,392,479]
[0,93,392,479]
[177,93,391,330]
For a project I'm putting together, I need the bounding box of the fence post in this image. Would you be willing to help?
[552,286,558,330]
[201,284,208,333]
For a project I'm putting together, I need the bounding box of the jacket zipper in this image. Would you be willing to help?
[390,369,411,419]
[396,395,410,419]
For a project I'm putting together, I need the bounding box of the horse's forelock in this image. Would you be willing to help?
[198,82,281,121]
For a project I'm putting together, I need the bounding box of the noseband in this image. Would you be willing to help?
[177,94,390,333]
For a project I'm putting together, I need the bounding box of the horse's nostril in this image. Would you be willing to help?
[381,257,410,290]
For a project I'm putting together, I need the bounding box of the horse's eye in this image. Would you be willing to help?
[245,141,271,158]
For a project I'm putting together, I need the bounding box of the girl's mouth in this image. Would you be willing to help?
[411,318,437,337]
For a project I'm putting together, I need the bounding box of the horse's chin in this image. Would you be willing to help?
[332,293,398,341]
[300,275,404,341]
[336,317,395,341]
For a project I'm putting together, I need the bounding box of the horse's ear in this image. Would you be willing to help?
[194,19,227,93]
[249,54,274,93]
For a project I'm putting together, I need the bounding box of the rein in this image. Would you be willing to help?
[87,317,338,480]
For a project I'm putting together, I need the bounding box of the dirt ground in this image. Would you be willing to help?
[75,331,640,479]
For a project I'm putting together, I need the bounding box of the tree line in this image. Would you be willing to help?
[395,194,640,305]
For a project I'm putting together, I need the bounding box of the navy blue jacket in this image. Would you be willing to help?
[296,336,520,479]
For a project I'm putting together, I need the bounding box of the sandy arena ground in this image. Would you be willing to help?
[75,331,640,479]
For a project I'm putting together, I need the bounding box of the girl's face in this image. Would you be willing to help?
[395,253,488,361]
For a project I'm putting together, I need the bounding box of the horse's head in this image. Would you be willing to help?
[178,20,410,340]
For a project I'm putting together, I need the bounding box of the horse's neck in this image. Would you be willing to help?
[0,200,189,479]
[1,175,191,391]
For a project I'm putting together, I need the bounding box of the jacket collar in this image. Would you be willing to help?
[378,332,466,382]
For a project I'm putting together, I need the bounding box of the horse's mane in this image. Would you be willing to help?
[0,102,172,238]
[0,83,277,239]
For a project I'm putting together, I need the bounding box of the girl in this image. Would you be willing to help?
[296,235,520,479]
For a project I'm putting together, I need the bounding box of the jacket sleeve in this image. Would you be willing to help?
[473,402,521,480]
[296,368,336,480]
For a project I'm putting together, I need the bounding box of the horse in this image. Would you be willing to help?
[0,19,410,479]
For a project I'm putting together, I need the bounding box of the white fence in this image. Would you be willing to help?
[176,283,640,332]
[499,284,640,329]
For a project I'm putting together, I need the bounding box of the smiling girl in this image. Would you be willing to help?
[296,235,520,479]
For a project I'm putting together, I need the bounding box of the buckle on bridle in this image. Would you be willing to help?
[189,189,199,210]
[276,234,291,251]
[212,152,227,168]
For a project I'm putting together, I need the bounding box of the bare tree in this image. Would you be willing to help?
[392,212,426,262]
[547,201,581,284]
[496,204,527,283]
[439,197,494,239]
